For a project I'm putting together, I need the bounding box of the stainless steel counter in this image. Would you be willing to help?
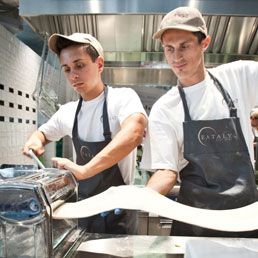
[71,234,258,258]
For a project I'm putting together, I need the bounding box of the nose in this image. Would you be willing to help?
[173,49,182,62]
[71,72,79,81]
[67,68,79,81]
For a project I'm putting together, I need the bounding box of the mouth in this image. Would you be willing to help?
[72,82,84,88]
[173,63,187,70]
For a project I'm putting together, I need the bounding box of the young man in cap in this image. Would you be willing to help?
[251,110,258,169]
[141,6,258,237]
[251,110,258,144]
[23,33,147,234]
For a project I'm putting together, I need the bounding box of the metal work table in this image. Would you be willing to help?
[71,233,258,258]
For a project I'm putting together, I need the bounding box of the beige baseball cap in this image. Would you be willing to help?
[251,110,258,118]
[153,6,207,40]
[48,33,104,57]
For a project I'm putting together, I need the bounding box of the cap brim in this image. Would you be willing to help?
[153,25,204,40]
[48,33,90,54]
[48,34,66,54]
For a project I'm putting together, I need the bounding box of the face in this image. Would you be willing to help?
[60,44,104,100]
[251,115,258,127]
[162,29,210,86]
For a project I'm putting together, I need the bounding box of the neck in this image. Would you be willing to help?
[81,82,105,101]
[179,68,206,87]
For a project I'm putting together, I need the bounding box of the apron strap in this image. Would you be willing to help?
[207,71,237,117]
[103,86,112,141]
[178,71,238,121]
[72,85,112,141]
[72,96,83,137]
[178,84,192,121]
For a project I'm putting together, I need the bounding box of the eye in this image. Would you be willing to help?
[181,44,188,49]
[63,67,70,73]
[76,63,84,69]
[163,45,174,53]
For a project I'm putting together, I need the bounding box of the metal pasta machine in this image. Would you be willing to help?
[0,166,85,258]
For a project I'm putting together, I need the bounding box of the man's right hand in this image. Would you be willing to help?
[22,130,47,157]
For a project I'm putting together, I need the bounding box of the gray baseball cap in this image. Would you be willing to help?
[48,33,104,57]
[153,6,207,40]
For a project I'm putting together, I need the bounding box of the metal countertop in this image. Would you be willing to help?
[71,233,258,258]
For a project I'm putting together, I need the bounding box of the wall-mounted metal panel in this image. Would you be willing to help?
[20,0,258,16]
[221,17,257,54]
[102,67,176,86]
[249,26,258,55]
[19,1,258,70]
[98,15,143,52]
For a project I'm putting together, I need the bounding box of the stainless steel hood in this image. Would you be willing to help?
[18,0,258,107]
[19,0,258,65]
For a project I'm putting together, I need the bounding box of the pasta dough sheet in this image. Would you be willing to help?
[52,185,258,232]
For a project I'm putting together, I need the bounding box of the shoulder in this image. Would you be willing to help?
[150,87,180,119]
[52,100,79,120]
[58,100,79,111]
[106,85,147,122]
[106,85,143,108]
[59,100,79,108]
[209,60,258,77]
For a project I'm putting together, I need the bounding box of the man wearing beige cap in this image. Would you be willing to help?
[141,6,258,237]
[23,32,147,234]
[251,109,258,170]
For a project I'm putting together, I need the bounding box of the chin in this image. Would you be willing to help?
[74,88,84,95]
[173,69,188,79]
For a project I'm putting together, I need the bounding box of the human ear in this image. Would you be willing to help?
[202,36,211,51]
[96,56,104,72]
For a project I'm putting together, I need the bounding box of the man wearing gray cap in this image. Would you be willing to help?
[23,33,147,234]
[141,6,258,237]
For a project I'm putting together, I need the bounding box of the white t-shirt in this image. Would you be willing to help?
[141,60,258,175]
[39,86,147,185]
[253,127,258,138]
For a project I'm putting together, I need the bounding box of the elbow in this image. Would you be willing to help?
[134,132,144,147]
[132,121,147,147]
[126,129,144,149]
[123,113,147,148]
[127,127,145,149]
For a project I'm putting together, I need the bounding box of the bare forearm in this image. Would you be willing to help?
[52,128,144,181]
[84,130,142,177]
[23,130,51,156]
[52,113,147,180]
[83,113,147,178]
[32,131,48,145]
[146,169,178,196]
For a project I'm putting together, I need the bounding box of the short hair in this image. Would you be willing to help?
[192,31,207,44]
[54,37,99,62]
[161,30,207,44]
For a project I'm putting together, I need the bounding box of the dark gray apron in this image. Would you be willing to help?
[72,86,138,234]
[171,72,258,237]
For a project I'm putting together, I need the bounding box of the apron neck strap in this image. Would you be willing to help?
[72,85,112,141]
[103,85,112,141]
[207,71,237,117]
[72,96,83,137]
[178,71,237,121]
[178,84,192,121]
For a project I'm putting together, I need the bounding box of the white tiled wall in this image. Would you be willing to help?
[0,24,40,166]
[0,24,78,167]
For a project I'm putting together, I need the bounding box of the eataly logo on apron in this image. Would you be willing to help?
[197,127,237,146]
[80,146,95,160]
